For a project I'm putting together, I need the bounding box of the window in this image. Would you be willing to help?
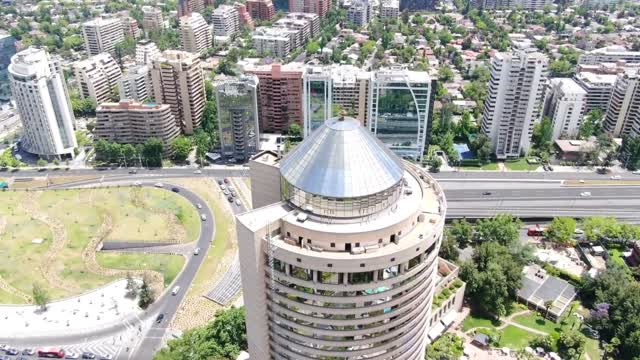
[408,255,421,270]
[319,271,340,284]
[349,271,374,284]
[290,265,312,281]
[331,243,335,248]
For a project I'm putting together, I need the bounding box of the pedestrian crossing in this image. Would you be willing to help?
[59,340,118,358]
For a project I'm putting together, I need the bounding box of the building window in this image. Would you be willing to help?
[348,271,374,284]
[331,243,335,248]
[407,255,421,270]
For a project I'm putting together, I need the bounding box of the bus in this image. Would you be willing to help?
[37,347,65,358]
[527,226,546,237]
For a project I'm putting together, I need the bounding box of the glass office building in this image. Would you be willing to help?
[302,66,332,137]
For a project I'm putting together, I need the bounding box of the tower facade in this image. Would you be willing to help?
[9,48,77,158]
[180,13,212,55]
[73,53,122,104]
[238,116,446,359]
[82,17,124,56]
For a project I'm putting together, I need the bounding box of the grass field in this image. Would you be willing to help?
[512,312,564,334]
[462,312,502,331]
[461,162,499,170]
[504,158,540,171]
[498,325,540,349]
[0,187,199,303]
[96,253,185,286]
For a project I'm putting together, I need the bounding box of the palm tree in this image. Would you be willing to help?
[544,300,554,319]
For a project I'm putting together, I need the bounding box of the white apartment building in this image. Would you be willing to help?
[150,50,206,134]
[180,12,212,55]
[238,116,446,360]
[472,0,551,9]
[252,27,291,58]
[380,0,400,19]
[118,65,151,102]
[8,48,77,158]
[135,40,161,65]
[573,71,618,114]
[73,53,122,104]
[481,50,548,158]
[142,6,164,32]
[579,46,640,65]
[215,75,260,161]
[543,78,587,140]
[82,17,124,56]
[212,5,240,37]
[347,0,373,27]
[369,67,434,161]
[603,71,640,137]
[286,13,320,38]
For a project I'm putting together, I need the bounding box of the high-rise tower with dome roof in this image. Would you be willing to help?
[236,115,447,360]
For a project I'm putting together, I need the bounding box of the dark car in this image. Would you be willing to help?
[5,349,18,355]
[227,196,234,203]
[129,169,137,174]
[223,178,230,184]
[22,348,35,355]
[482,191,492,196]
[171,187,180,193]
[82,352,96,359]
[156,313,165,324]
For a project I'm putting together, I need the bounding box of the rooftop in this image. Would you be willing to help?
[575,71,618,85]
[550,78,588,95]
[279,117,404,199]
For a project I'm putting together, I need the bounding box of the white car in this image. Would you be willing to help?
[633,170,640,175]
[574,229,585,235]
[133,181,142,186]
[201,214,207,221]
[235,199,241,206]
[193,247,201,255]
[154,182,164,188]
[196,203,202,209]
[66,353,80,359]
[580,192,592,197]
[193,170,202,174]
[610,175,621,180]
[171,286,180,295]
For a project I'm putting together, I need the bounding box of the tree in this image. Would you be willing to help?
[544,299,554,319]
[171,136,193,162]
[473,214,522,247]
[448,219,474,248]
[32,282,50,311]
[579,109,603,139]
[36,159,48,168]
[460,241,525,317]
[154,307,247,360]
[471,133,492,162]
[142,138,164,167]
[545,217,577,245]
[549,59,574,77]
[138,277,154,309]
[429,157,442,172]
[193,129,212,162]
[305,40,320,54]
[125,273,138,298]
[287,123,302,139]
[532,116,553,153]
[557,331,586,360]
[425,333,464,360]
[438,66,454,82]
[439,235,459,262]
[620,134,640,170]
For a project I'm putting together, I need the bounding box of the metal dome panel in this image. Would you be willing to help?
[279,117,404,198]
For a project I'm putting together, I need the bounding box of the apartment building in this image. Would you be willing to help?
[73,53,122,104]
[245,63,303,133]
[380,0,400,19]
[135,40,161,65]
[178,0,206,17]
[234,3,255,30]
[82,17,125,56]
[142,6,164,32]
[543,78,587,140]
[95,101,181,155]
[603,71,640,137]
[180,12,212,55]
[238,117,446,359]
[471,0,551,9]
[369,67,434,161]
[118,65,151,102]
[212,5,240,37]
[347,0,373,27]
[274,18,311,49]
[286,12,320,37]
[215,75,260,161]
[150,50,206,134]
[574,71,618,114]
[481,50,548,158]
[288,0,331,18]
[8,48,77,158]
[121,17,141,38]
[252,27,292,57]
[579,46,640,65]
[246,0,276,20]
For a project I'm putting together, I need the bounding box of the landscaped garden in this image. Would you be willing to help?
[0,187,200,304]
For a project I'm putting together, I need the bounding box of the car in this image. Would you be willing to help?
[82,352,96,359]
[193,247,201,255]
[5,349,18,355]
[482,191,492,196]
[133,181,142,186]
[155,313,165,324]
[201,214,207,221]
[154,182,164,188]
[579,179,585,183]
[219,184,226,190]
[574,229,585,235]
[223,178,230,184]
[128,169,137,174]
[580,192,592,197]
[230,190,237,197]
[196,203,202,209]
[171,187,180,193]
[193,170,202,174]
[22,349,35,355]
[66,353,80,359]
[0,345,7,351]
[99,355,113,360]
[633,170,640,175]
[227,196,234,203]
[171,286,180,295]
[235,199,241,206]
[217,179,223,185]
[223,189,230,196]
[610,175,621,180]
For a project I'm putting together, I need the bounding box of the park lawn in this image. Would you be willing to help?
[0,288,25,304]
[498,325,540,349]
[462,312,501,331]
[96,253,185,287]
[584,337,601,360]
[504,158,540,171]
[461,162,499,170]
[512,312,562,334]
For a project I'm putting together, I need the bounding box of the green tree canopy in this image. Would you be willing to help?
[545,217,577,245]
[425,333,464,360]
[448,219,474,248]
[171,136,193,162]
[473,214,522,247]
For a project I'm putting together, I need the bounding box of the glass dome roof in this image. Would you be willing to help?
[279,117,405,199]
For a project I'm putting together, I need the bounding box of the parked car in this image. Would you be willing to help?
[128,169,137,174]
[227,196,234,203]
[99,355,113,360]
[219,184,226,190]
[5,349,18,356]
[65,353,80,359]
[82,352,96,359]
[223,189,230,196]
[22,349,35,356]
[223,178,230,184]
[235,199,241,206]
[154,182,164,188]
[193,247,200,255]
[156,313,165,324]
[217,179,223,185]
[171,187,180,193]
